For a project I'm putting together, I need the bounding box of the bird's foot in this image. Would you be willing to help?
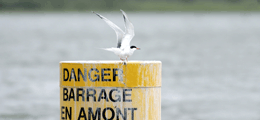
[120,58,127,65]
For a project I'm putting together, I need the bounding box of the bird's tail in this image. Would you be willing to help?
[95,47,109,50]
[100,48,116,52]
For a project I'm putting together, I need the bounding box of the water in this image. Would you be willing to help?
[0,12,260,120]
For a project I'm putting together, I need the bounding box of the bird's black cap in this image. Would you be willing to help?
[130,46,137,49]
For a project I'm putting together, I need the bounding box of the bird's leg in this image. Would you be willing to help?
[123,59,127,65]
[120,58,126,65]
[123,58,128,65]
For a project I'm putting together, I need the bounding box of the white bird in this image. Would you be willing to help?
[92,10,140,62]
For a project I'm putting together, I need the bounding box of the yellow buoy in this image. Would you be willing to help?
[60,61,161,120]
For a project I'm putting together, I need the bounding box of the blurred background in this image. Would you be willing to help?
[1,0,260,11]
[0,0,260,120]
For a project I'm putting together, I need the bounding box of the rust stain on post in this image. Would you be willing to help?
[60,61,161,120]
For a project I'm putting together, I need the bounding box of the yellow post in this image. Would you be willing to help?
[60,61,161,120]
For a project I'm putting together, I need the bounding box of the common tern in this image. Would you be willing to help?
[92,10,140,62]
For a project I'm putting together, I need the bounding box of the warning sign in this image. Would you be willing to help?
[60,61,161,120]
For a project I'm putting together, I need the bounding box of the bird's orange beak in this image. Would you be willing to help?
[137,48,141,50]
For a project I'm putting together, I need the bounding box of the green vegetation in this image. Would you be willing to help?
[0,0,260,11]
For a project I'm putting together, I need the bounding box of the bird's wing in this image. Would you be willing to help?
[92,11,125,48]
[120,10,135,49]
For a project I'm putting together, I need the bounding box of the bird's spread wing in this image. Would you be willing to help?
[120,10,135,49]
[92,11,125,48]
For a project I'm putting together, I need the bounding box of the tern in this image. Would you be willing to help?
[92,10,140,62]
